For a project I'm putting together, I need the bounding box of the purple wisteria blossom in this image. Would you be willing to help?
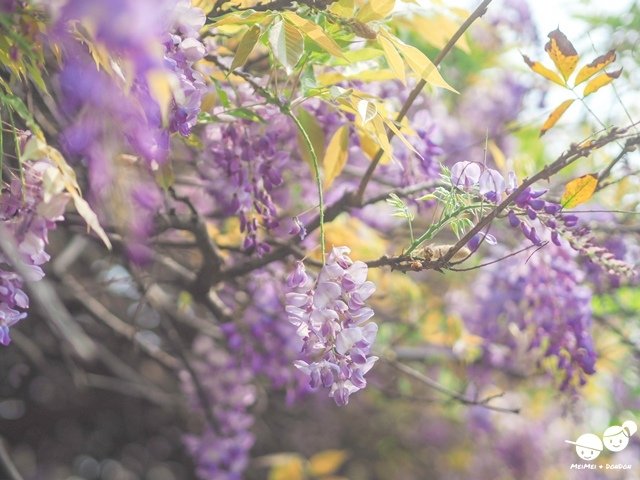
[459,246,596,391]
[286,247,378,405]
[181,336,256,480]
[219,271,309,404]
[0,161,69,345]
[198,108,293,255]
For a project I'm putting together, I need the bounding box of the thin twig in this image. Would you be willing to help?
[388,359,520,414]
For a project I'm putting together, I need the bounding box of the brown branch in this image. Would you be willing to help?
[387,359,520,414]
[353,0,494,204]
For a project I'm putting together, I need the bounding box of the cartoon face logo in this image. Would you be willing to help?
[565,433,603,461]
[602,420,638,452]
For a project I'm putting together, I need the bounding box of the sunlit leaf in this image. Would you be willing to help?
[146,69,174,126]
[574,50,616,86]
[539,99,574,137]
[231,25,261,70]
[522,54,565,86]
[268,455,305,480]
[544,28,578,81]
[213,10,272,27]
[357,99,377,125]
[583,68,622,97]
[356,0,395,23]
[411,16,470,53]
[330,0,355,17]
[378,35,405,83]
[282,12,345,58]
[22,137,112,249]
[561,173,598,208]
[387,34,457,93]
[269,18,304,74]
[323,124,349,188]
[308,449,349,476]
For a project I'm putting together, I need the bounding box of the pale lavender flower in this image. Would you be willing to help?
[286,247,378,405]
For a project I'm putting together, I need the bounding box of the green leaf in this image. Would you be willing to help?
[323,124,349,188]
[231,25,262,71]
[269,18,305,74]
[0,92,44,138]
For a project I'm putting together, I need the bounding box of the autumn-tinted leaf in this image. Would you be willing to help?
[283,12,345,58]
[574,50,616,85]
[522,54,565,86]
[231,25,261,70]
[583,68,622,97]
[539,99,574,136]
[378,35,405,83]
[544,28,578,80]
[323,125,349,188]
[356,0,395,23]
[308,449,349,476]
[561,173,598,208]
[388,34,457,93]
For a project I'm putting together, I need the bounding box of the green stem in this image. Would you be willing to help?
[405,203,486,255]
[289,112,326,263]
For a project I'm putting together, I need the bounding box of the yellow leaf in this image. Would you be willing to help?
[283,12,345,58]
[583,68,622,97]
[147,69,175,126]
[412,16,469,53]
[487,140,506,172]
[268,456,305,480]
[539,99,574,137]
[191,0,215,14]
[231,25,261,70]
[308,450,349,477]
[544,28,578,81]
[323,125,350,188]
[383,117,418,156]
[359,130,390,163]
[574,50,616,86]
[561,173,598,208]
[387,33,457,93]
[269,18,305,74]
[356,0,395,23]
[371,115,393,161]
[213,10,271,27]
[522,54,565,86]
[378,35,405,83]
[330,0,354,17]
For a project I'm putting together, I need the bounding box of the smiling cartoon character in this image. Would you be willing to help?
[602,420,638,452]
[565,433,604,461]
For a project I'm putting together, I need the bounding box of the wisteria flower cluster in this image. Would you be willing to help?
[286,247,378,406]
[0,161,69,345]
[461,245,596,391]
[219,271,309,403]
[199,109,294,255]
[181,336,256,480]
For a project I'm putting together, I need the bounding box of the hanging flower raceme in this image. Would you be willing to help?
[286,247,378,406]
[0,161,70,345]
[180,336,256,480]
[460,246,596,391]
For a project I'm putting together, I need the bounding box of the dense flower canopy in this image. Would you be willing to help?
[0,0,639,479]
